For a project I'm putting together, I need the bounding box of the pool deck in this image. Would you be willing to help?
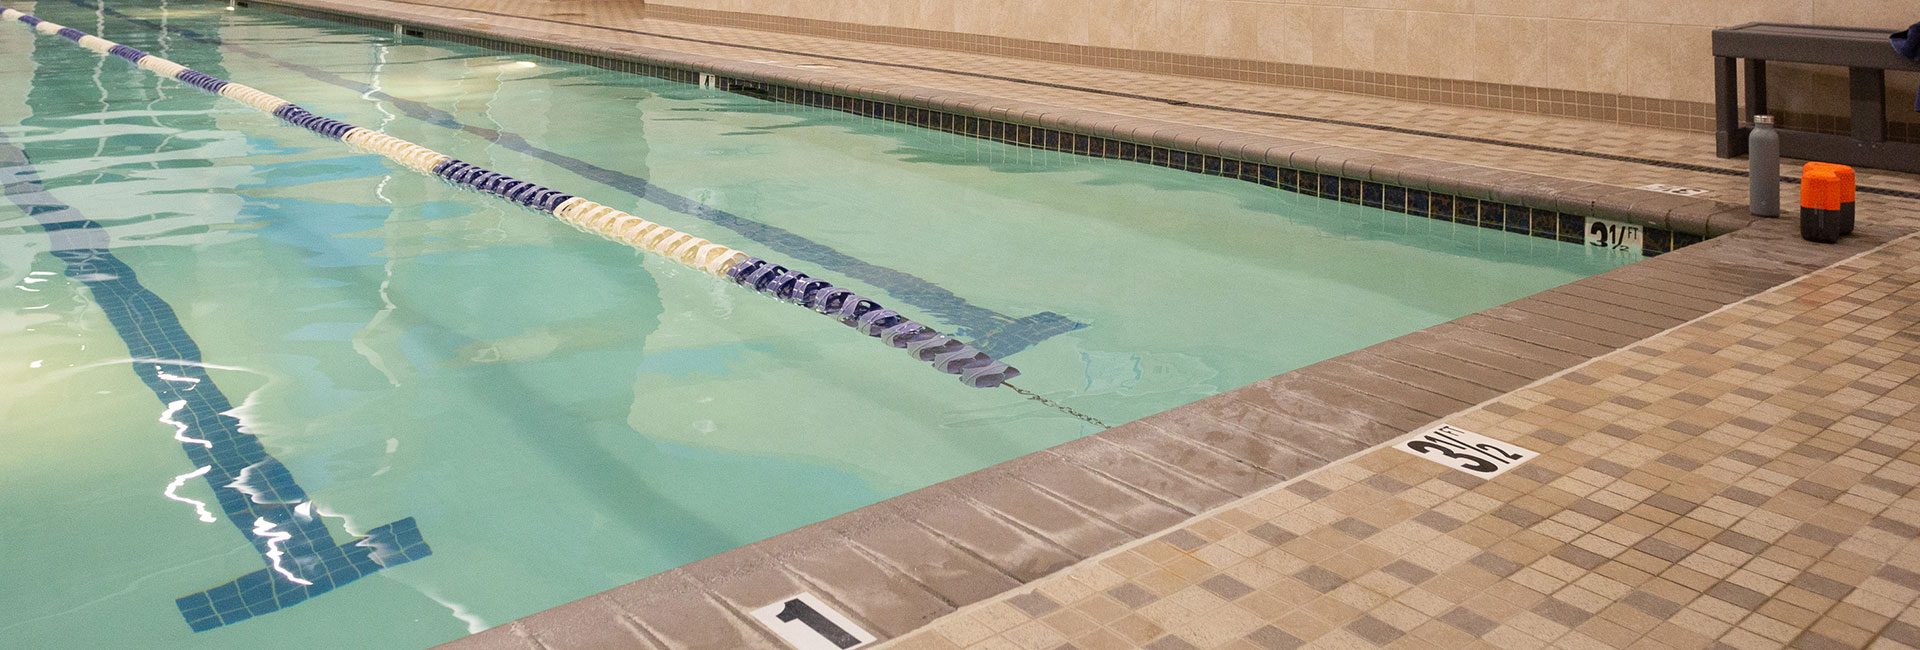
[894,232,1920,650]
[211,1,1920,647]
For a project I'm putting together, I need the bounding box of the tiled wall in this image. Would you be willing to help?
[650,0,1920,138]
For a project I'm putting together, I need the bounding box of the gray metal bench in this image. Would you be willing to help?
[1714,22,1920,173]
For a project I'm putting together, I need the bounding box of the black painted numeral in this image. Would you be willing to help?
[1406,427,1526,475]
[1473,442,1525,461]
[1589,222,1641,251]
[776,599,862,649]
[1407,440,1499,473]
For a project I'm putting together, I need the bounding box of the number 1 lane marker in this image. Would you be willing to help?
[752,593,875,650]
[1395,423,1539,479]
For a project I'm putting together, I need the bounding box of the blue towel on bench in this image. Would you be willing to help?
[1896,22,1920,110]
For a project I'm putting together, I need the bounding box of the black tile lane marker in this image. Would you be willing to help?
[0,137,433,633]
[71,0,1086,360]
[336,0,1920,202]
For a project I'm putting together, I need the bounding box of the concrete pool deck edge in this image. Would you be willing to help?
[181,1,1907,647]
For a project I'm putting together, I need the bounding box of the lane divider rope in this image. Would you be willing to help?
[1,5,1020,388]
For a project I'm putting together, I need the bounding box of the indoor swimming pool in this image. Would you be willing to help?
[0,2,1638,647]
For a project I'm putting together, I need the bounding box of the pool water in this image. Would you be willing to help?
[0,2,1634,647]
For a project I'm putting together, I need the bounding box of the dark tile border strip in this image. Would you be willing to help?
[715,80,1703,253]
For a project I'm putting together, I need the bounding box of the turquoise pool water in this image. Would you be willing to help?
[0,2,1634,647]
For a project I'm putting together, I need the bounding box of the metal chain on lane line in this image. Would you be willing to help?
[1002,382,1109,429]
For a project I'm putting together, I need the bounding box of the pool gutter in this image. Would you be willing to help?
[191,1,1897,647]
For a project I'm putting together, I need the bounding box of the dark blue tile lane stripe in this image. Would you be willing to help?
[71,0,1083,358]
[0,138,430,632]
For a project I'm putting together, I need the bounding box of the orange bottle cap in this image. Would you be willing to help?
[1801,171,1839,210]
[1830,165,1856,203]
[1801,164,1854,205]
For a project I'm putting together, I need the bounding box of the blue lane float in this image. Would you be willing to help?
[107,43,148,62]
[432,158,577,212]
[727,257,1017,387]
[0,3,1020,388]
[176,68,230,94]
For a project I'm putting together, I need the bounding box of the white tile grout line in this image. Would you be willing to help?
[873,229,1920,647]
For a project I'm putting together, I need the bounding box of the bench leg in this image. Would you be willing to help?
[1850,67,1886,143]
[1744,58,1768,122]
[1716,56,1745,157]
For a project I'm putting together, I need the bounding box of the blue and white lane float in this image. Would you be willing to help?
[0,5,1019,388]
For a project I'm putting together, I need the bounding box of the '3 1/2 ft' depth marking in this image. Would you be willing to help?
[1396,423,1538,478]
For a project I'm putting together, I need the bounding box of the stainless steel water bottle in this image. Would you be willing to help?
[1749,115,1780,217]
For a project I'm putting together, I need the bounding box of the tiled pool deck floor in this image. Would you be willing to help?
[202,1,1920,647]
[893,233,1920,650]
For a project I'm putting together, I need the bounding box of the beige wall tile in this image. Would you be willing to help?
[653,0,1920,110]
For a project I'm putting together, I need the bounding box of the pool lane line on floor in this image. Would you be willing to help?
[70,0,1085,362]
[3,6,1026,389]
[326,0,1920,202]
[0,135,434,633]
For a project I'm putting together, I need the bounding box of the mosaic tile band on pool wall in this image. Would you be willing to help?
[246,0,1705,257]
[4,3,1025,388]
[736,83,1704,255]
